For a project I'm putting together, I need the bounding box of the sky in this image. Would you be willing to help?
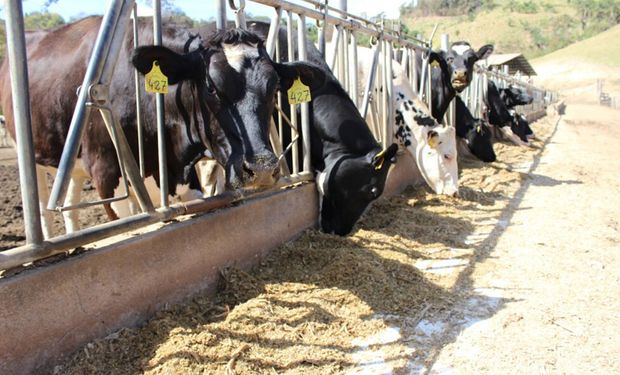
[5,0,408,21]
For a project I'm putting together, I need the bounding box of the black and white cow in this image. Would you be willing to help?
[246,22,398,236]
[500,84,533,109]
[353,47,460,196]
[0,17,287,237]
[422,41,494,123]
[485,80,530,146]
[454,96,496,162]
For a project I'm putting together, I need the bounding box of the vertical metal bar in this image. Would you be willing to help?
[360,40,381,120]
[297,13,311,172]
[4,0,43,245]
[132,4,145,178]
[440,34,449,53]
[216,0,227,30]
[350,31,359,107]
[47,0,128,210]
[287,10,299,174]
[418,54,428,101]
[265,6,282,57]
[231,0,247,29]
[337,26,346,87]
[385,41,394,147]
[342,28,349,95]
[317,1,327,57]
[426,59,432,111]
[381,39,389,145]
[410,48,417,93]
[153,0,168,208]
[328,25,341,72]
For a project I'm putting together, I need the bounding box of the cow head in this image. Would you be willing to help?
[415,125,459,196]
[500,85,533,108]
[316,144,398,235]
[393,84,460,197]
[132,29,281,190]
[430,42,493,93]
[464,120,496,162]
[510,110,533,144]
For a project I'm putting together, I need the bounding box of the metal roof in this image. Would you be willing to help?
[483,53,537,76]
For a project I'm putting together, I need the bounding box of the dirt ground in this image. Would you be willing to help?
[47,98,619,375]
[0,148,106,251]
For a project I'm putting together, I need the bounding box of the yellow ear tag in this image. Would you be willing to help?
[373,149,387,170]
[430,60,440,68]
[287,77,311,105]
[428,135,439,149]
[145,61,168,94]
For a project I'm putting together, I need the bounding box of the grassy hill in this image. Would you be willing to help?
[531,24,620,103]
[400,0,619,60]
[532,24,620,67]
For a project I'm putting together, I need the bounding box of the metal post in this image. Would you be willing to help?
[4,0,43,245]
[153,0,168,208]
[385,40,394,147]
[317,0,328,57]
[216,0,227,30]
[132,4,145,178]
[297,13,311,172]
[265,7,282,57]
[440,34,449,53]
[350,31,359,107]
[360,40,381,120]
[230,0,247,29]
[381,39,389,145]
[285,10,299,175]
[337,0,347,13]
[328,25,342,72]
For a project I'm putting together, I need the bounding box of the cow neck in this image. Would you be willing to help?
[432,66,456,122]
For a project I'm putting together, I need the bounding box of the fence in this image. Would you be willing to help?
[1,0,556,272]
[0,0,435,271]
[461,63,556,122]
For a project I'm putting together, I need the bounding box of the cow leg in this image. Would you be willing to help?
[61,175,85,233]
[35,165,54,239]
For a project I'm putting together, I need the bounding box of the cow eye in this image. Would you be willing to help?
[446,57,454,64]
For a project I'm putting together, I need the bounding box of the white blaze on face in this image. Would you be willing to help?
[222,42,259,72]
[451,44,472,56]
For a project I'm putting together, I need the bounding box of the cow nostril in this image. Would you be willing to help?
[444,154,453,161]
[452,191,459,198]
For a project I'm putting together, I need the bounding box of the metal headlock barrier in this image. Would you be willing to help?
[461,63,557,121]
[1,0,555,272]
[0,0,435,271]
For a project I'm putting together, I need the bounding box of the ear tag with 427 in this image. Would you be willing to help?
[145,61,168,94]
[287,77,311,105]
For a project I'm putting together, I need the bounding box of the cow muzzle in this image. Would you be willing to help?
[451,70,468,92]
[241,153,280,188]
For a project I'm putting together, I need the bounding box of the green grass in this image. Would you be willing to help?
[399,0,618,61]
[532,24,620,67]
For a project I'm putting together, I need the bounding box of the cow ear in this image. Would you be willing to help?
[428,50,445,65]
[372,143,398,170]
[427,129,439,149]
[476,44,494,60]
[274,61,326,92]
[131,45,203,85]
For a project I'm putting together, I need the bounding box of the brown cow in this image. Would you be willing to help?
[0,16,303,238]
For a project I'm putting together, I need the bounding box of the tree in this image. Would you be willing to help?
[24,11,65,30]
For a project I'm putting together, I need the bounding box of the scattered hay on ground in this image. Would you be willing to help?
[56,116,558,375]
